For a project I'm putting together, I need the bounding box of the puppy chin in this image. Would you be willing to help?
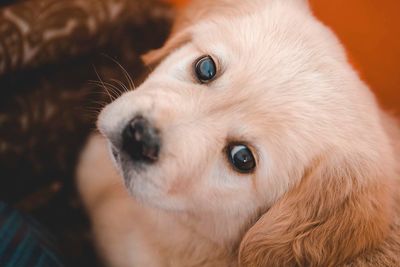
[124,169,189,212]
[107,142,188,212]
[112,154,161,207]
[106,142,143,193]
[108,143,121,169]
[117,157,146,194]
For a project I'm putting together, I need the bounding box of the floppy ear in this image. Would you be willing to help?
[141,27,191,66]
[239,156,393,266]
[141,0,233,66]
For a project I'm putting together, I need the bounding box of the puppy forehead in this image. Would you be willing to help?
[191,10,345,95]
[190,4,334,79]
[187,16,343,138]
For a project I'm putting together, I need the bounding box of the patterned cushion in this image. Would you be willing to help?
[0,202,64,267]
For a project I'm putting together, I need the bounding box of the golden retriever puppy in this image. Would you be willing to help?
[76,0,400,266]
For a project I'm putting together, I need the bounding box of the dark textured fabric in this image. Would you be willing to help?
[0,202,64,267]
[0,0,171,76]
[0,0,172,266]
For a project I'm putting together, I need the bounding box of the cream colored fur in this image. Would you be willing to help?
[76,0,400,266]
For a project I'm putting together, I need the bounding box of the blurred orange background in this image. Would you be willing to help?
[166,0,400,113]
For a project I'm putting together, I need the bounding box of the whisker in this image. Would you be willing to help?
[89,100,109,106]
[102,81,124,97]
[92,65,114,101]
[85,108,103,113]
[101,53,136,91]
[89,80,122,99]
[110,78,129,93]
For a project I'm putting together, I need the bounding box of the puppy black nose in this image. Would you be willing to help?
[122,116,160,163]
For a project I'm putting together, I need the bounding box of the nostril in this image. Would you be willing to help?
[122,116,161,163]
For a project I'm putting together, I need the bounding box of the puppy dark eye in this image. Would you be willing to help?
[227,144,256,173]
[195,55,216,83]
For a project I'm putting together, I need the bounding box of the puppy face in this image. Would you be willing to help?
[98,0,391,248]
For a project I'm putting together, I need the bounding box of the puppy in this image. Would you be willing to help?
[77,0,400,266]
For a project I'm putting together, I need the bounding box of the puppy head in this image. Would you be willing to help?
[98,0,395,262]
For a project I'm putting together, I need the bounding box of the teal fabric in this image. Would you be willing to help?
[0,202,64,267]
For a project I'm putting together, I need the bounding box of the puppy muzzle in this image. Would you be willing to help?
[121,115,161,163]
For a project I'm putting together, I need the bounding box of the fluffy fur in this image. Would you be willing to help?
[76,0,400,266]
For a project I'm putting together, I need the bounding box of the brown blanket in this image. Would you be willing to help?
[0,0,170,74]
[0,0,172,265]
